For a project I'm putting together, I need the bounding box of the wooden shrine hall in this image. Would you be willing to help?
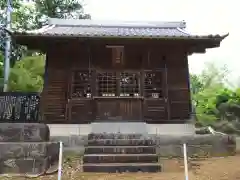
[8,18,228,134]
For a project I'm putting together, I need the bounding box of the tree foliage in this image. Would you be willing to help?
[191,63,240,134]
[0,1,35,66]
[0,52,4,88]
[0,0,90,89]
[34,0,90,27]
[0,0,90,66]
[8,55,45,92]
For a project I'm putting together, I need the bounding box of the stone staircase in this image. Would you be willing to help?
[82,133,161,172]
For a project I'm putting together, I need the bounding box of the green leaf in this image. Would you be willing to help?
[8,55,45,92]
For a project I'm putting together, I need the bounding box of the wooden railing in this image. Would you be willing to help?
[0,92,41,123]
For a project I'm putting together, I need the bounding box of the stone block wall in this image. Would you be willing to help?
[0,123,50,142]
[0,123,59,177]
[153,135,236,157]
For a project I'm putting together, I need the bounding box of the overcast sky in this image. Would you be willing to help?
[84,0,239,85]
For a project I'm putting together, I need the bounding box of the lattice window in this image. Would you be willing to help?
[71,70,92,98]
[144,71,163,98]
[96,71,117,96]
[120,72,140,97]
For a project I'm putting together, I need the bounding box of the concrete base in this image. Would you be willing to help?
[91,122,148,134]
[48,123,195,136]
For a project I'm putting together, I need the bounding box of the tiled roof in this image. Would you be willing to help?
[8,18,228,40]
[37,25,190,37]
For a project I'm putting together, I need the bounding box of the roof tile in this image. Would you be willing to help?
[9,18,229,40]
[43,26,189,37]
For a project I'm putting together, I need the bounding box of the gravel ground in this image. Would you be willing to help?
[0,155,240,180]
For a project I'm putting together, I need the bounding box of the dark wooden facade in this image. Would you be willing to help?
[40,40,191,124]
[9,19,228,124]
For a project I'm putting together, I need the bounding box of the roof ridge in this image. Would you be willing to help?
[48,18,186,29]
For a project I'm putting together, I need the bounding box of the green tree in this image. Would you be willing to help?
[0,52,4,89]
[1,0,90,65]
[0,0,21,10]
[191,63,229,125]
[11,3,37,31]
[8,55,45,92]
[190,74,203,95]
[34,0,91,28]
[0,1,36,66]
[1,0,90,92]
[191,62,240,134]
[0,52,3,77]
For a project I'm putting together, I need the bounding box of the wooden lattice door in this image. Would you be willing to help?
[94,70,143,122]
[142,70,169,123]
[66,69,93,123]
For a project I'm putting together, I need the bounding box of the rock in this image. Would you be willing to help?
[0,158,48,175]
[0,142,60,175]
[0,143,47,159]
[0,123,50,142]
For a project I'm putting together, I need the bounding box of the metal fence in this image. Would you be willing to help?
[0,92,40,123]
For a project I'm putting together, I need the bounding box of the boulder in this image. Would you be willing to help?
[0,123,50,142]
[0,142,59,176]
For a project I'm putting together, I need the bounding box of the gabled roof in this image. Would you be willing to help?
[7,18,228,40]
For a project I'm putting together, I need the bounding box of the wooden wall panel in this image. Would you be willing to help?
[148,49,166,69]
[119,99,142,121]
[124,45,143,69]
[91,45,112,69]
[143,100,167,123]
[69,100,93,123]
[95,99,142,122]
[166,52,191,121]
[41,47,69,123]
[95,100,119,121]
[167,68,189,89]
[71,44,89,68]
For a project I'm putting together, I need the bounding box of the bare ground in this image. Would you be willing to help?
[1,155,240,180]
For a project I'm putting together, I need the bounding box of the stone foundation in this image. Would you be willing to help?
[0,123,50,142]
[51,134,236,158]
[48,123,195,136]
[0,123,59,177]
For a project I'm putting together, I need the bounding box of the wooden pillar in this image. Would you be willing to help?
[163,55,170,121]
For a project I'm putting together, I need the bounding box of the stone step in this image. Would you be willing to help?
[87,139,155,146]
[85,146,156,154]
[83,163,161,172]
[88,133,147,140]
[83,154,158,164]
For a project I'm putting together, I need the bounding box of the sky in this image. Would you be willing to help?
[84,0,239,86]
